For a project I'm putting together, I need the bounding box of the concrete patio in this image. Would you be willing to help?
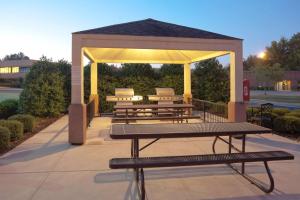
[0,115,299,200]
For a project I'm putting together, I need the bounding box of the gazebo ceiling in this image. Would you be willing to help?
[84,48,229,64]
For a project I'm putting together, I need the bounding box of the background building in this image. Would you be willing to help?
[0,59,36,79]
[244,71,300,91]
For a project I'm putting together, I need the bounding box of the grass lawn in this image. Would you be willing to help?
[251,94,300,104]
[0,90,21,102]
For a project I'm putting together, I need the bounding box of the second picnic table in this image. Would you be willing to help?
[113,103,195,123]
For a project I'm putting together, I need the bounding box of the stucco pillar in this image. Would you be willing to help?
[89,62,99,115]
[68,35,86,145]
[228,45,246,122]
[183,63,192,103]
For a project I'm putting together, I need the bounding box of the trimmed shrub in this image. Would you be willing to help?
[247,107,259,115]
[273,116,300,134]
[272,108,290,116]
[0,99,19,119]
[286,110,300,118]
[0,120,23,141]
[0,126,10,150]
[8,114,35,133]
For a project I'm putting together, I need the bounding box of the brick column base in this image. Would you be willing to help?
[68,104,86,145]
[228,101,246,122]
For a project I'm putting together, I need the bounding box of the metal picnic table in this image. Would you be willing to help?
[111,122,271,172]
[113,103,195,123]
[109,122,294,198]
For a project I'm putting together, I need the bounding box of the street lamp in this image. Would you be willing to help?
[258,51,266,59]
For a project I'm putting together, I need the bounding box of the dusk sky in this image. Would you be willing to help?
[1,0,300,64]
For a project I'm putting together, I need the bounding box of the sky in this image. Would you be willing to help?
[1,0,300,65]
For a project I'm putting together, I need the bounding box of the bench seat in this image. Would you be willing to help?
[110,151,293,169]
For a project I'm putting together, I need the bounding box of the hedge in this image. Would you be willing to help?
[0,99,19,119]
[272,108,290,116]
[8,114,35,133]
[286,110,300,118]
[0,126,10,150]
[273,116,300,134]
[0,120,23,141]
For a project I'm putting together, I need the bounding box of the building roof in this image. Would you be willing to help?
[0,59,37,67]
[74,18,241,40]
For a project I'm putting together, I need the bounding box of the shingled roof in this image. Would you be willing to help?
[74,18,241,40]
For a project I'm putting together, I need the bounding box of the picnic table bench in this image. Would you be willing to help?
[109,122,294,200]
[113,103,197,124]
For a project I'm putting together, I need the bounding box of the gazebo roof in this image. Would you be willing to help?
[74,18,241,40]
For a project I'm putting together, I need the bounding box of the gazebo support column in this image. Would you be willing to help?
[228,50,246,122]
[69,40,86,145]
[89,62,99,115]
[183,63,192,103]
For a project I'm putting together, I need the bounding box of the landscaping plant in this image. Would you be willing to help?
[0,120,23,141]
[0,99,19,119]
[0,126,10,150]
[8,114,35,133]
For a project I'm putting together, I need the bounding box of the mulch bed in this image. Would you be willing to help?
[0,114,64,156]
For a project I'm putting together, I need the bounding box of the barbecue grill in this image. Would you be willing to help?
[148,88,183,103]
[106,88,143,105]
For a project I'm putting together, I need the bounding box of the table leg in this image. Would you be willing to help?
[229,135,232,154]
[126,109,129,124]
[242,134,246,174]
[133,139,139,182]
[131,139,134,157]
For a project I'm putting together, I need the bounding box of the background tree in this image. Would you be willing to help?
[19,57,65,117]
[120,63,156,77]
[160,64,183,76]
[3,52,29,61]
[57,60,71,109]
[192,58,229,102]
[245,32,300,71]
[251,63,284,94]
[243,55,265,70]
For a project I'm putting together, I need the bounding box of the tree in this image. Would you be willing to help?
[160,64,183,76]
[243,55,265,71]
[245,32,300,71]
[193,58,229,102]
[287,33,300,70]
[265,37,290,69]
[251,63,284,94]
[19,57,65,117]
[120,63,156,77]
[3,52,29,61]
[57,60,71,109]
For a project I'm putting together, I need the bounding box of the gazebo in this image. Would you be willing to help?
[70,18,245,144]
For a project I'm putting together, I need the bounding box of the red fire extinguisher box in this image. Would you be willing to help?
[243,79,250,101]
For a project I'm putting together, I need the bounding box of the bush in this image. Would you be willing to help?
[273,116,300,134]
[19,57,65,117]
[0,126,10,150]
[0,99,19,119]
[8,114,35,133]
[0,120,23,141]
[272,108,290,116]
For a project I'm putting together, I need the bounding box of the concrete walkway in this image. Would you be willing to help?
[0,115,300,200]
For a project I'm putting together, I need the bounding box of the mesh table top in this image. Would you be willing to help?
[114,104,194,109]
[110,122,271,139]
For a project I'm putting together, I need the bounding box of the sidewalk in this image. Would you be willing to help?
[0,116,299,200]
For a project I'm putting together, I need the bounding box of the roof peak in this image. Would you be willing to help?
[74,19,241,40]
